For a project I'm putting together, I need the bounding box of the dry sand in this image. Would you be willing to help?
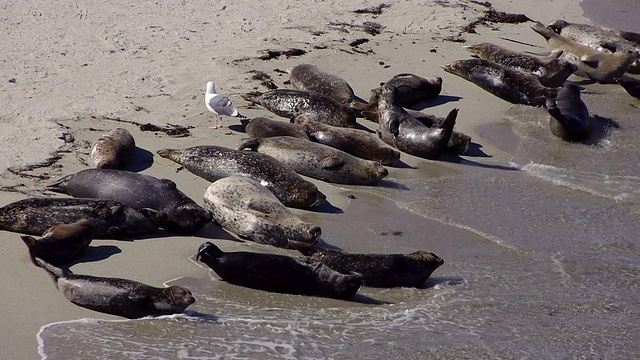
[0,0,595,358]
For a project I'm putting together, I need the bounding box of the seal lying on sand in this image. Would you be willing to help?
[197,242,363,300]
[157,146,325,209]
[616,75,640,98]
[465,42,577,88]
[90,128,136,169]
[288,64,356,105]
[531,22,638,83]
[21,219,94,266]
[0,197,166,239]
[442,58,557,106]
[377,86,456,160]
[546,82,591,142]
[241,116,309,140]
[289,240,444,288]
[203,176,321,248]
[36,258,195,319]
[294,114,400,165]
[238,136,388,185]
[47,169,211,234]
[377,73,442,106]
[241,89,357,128]
[547,19,640,74]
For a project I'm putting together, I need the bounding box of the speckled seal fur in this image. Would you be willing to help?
[288,64,356,105]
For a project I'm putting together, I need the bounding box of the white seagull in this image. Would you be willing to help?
[205,81,244,129]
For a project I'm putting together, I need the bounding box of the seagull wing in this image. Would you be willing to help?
[208,95,239,116]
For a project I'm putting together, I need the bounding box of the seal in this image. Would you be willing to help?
[197,241,363,300]
[379,73,443,106]
[531,22,638,83]
[616,75,640,98]
[288,64,356,105]
[157,145,326,209]
[289,240,444,288]
[238,136,389,185]
[21,219,94,266]
[241,116,309,140]
[90,127,136,169]
[546,82,591,142]
[46,169,211,234]
[203,176,321,248]
[293,113,401,165]
[0,197,166,239]
[464,42,577,88]
[442,58,558,106]
[547,20,640,73]
[376,85,457,160]
[36,257,195,319]
[241,89,357,128]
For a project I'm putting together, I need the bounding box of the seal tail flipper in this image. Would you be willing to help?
[34,258,68,290]
[349,100,372,112]
[156,148,180,160]
[45,174,72,194]
[439,108,458,130]
[20,236,40,267]
[240,91,264,105]
[239,118,251,128]
[236,138,262,151]
[530,21,556,41]
[287,240,319,256]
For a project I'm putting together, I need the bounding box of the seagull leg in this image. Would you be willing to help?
[216,115,223,129]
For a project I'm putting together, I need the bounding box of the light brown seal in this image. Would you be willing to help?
[237,136,389,185]
[203,176,321,248]
[465,42,577,87]
[293,113,400,165]
[378,73,443,106]
[288,64,356,105]
[531,22,638,83]
[241,116,309,140]
[21,219,94,266]
[241,89,357,128]
[90,127,136,169]
[36,258,195,319]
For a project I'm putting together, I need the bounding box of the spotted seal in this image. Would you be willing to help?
[157,146,325,209]
[289,240,444,288]
[36,258,195,319]
[293,114,400,165]
[197,242,363,300]
[464,42,577,87]
[241,116,309,140]
[531,22,638,83]
[377,85,456,160]
[237,136,388,185]
[46,169,211,234]
[90,128,136,169]
[0,197,166,239]
[21,219,94,266]
[546,82,591,142]
[288,64,356,105]
[442,58,558,106]
[203,176,321,248]
[241,89,357,128]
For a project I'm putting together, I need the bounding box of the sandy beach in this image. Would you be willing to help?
[2,0,639,359]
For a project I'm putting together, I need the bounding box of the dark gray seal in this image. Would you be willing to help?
[406,108,472,155]
[294,113,400,165]
[377,86,456,160]
[241,89,357,128]
[288,64,356,105]
[616,75,640,98]
[203,176,321,248]
[546,82,591,142]
[46,169,211,234]
[21,219,94,266]
[531,22,638,83]
[238,136,389,185]
[289,240,444,288]
[0,197,166,239]
[442,58,558,106]
[241,116,309,140]
[197,242,363,300]
[465,42,577,88]
[90,128,136,169]
[157,146,325,209]
[36,257,195,319]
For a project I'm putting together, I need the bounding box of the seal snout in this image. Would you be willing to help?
[307,225,322,241]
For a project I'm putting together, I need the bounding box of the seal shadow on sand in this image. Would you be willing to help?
[67,245,122,266]
[582,115,620,146]
[408,95,463,111]
[440,153,520,171]
[305,199,344,214]
[122,147,155,172]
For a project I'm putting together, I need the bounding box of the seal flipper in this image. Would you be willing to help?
[240,91,264,105]
[288,239,320,256]
[21,236,40,266]
[321,156,345,170]
[45,174,73,194]
[34,258,69,290]
[237,138,262,151]
[439,108,458,130]
[580,55,600,69]
[388,117,400,137]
